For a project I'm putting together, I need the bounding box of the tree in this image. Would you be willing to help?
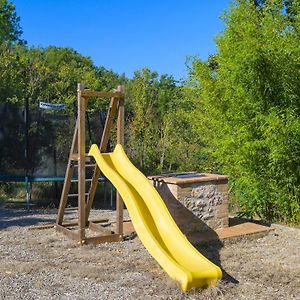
[0,44,125,177]
[0,43,25,103]
[125,68,205,174]
[125,68,160,172]
[0,0,23,43]
[191,0,300,222]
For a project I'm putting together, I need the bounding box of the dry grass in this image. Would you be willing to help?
[0,208,299,300]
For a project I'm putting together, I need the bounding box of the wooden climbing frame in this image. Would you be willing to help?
[55,83,125,245]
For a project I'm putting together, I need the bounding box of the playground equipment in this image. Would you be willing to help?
[89,144,222,291]
[56,84,125,244]
[56,84,222,291]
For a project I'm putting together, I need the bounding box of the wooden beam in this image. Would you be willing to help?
[29,223,57,230]
[55,224,79,241]
[56,119,78,224]
[64,207,78,212]
[117,85,125,146]
[100,96,120,152]
[80,90,123,98]
[85,93,120,222]
[78,83,86,242]
[29,218,109,230]
[83,234,123,245]
[88,221,112,235]
[69,154,91,162]
[63,218,108,227]
[116,85,125,235]
[56,84,127,245]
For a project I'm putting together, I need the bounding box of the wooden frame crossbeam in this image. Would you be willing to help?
[29,218,108,231]
[85,88,121,223]
[80,90,123,98]
[56,83,125,245]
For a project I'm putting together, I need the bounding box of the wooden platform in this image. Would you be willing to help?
[215,222,274,240]
[117,220,274,243]
[111,220,135,235]
[30,218,273,244]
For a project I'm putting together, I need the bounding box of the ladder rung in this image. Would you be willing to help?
[68,193,89,198]
[71,164,96,168]
[65,207,78,211]
[71,178,93,183]
[70,154,91,161]
[86,163,97,167]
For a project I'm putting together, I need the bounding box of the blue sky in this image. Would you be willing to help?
[14,0,230,80]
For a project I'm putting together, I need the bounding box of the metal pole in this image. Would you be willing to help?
[24,97,30,209]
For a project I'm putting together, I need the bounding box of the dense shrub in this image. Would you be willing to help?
[191,0,300,222]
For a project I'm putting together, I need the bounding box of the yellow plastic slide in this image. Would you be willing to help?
[88,144,222,291]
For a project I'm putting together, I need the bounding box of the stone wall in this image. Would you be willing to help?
[177,180,229,230]
[149,173,228,237]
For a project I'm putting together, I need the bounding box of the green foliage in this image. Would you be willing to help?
[160,85,211,173]
[2,0,299,224]
[191,0,300,223]
[0,0,23,43]
[0,44,124,176]
[126,68,176,173]
[125,68,208,175]
[0,44,125,108]
[0,43,25,102]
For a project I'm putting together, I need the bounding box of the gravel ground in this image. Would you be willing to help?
[0,208,299,300]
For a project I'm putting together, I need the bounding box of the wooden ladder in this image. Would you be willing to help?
[55,83,125,245]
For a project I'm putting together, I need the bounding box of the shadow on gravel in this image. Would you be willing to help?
[194,240,239,285]
[153,182,240,286]
[229,216,272,227]
[0,208,54,229]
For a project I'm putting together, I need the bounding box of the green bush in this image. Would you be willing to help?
[191,0,300,223]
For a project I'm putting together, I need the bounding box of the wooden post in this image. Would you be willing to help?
[116,85,125,235]
[56,84,126,245]
[85,92,121,223]
[78,83,86,243]
[56,120,78,224]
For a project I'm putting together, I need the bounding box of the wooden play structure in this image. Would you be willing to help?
[55,83,125,245]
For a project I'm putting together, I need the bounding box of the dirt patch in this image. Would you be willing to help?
[0,208,299,299]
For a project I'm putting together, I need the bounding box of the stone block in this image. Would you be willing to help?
[148,172,229,236]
